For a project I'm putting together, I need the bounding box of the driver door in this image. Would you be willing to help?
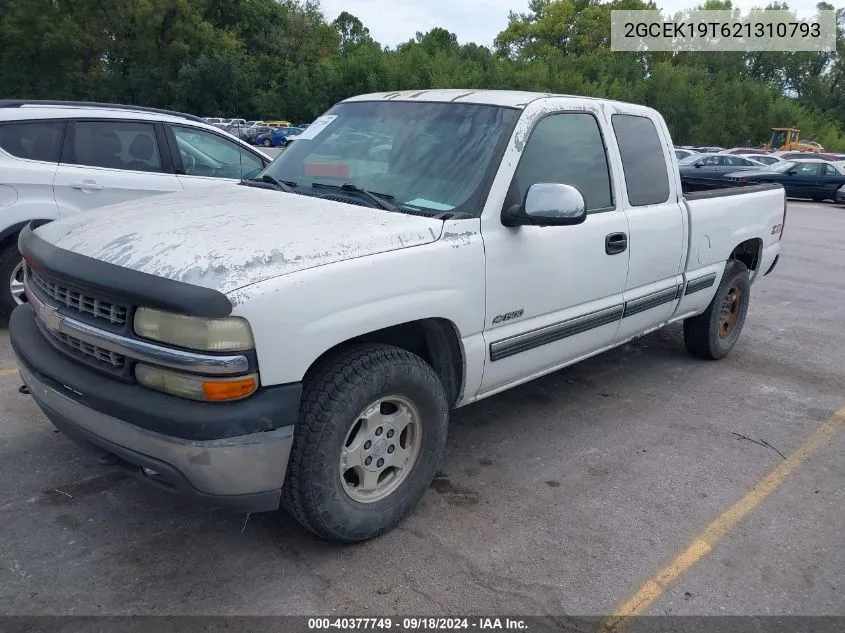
[165,124,270,190]
[788,162,824,198]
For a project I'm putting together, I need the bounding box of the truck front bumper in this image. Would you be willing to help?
[11,305,299,513]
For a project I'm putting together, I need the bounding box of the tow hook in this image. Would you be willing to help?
[18,384,29,395]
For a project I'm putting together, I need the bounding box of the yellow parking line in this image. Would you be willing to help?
[0,368,19,377]
[602,406,845,632]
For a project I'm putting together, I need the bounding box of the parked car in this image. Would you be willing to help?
[9,90,785,543]
[736,154,784,166]
[678,153,765,191]
[0,100,272,314]
[674,148,698,161]
[725,159,845,201]
[725,147,769,155]
[774,151,842,161]
[230,122,267,141]
[836,184,845,204]
[243,125,274,144]
[256,126,304,148]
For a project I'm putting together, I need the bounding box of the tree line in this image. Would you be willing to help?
[1,0,843,149]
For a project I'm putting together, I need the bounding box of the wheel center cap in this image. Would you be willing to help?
[373,437,388,457]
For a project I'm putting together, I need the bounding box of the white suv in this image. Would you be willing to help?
[0,100,273,314]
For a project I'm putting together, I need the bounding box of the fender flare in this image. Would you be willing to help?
[0,219,54,251]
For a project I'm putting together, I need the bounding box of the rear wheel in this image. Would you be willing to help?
[683,259,751,360]
[0,243,26,316]
[262,138,272,147]
[281,343,449,542]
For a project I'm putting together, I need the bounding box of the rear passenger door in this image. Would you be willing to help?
[0,119,65,216]
[819,163,845,199]
[53,119,182,217]
[610,113,686,341]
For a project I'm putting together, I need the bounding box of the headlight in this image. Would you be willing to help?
[133,307,254,352]
[135,364,258,401]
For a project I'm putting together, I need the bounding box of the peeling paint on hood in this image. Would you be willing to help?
[35,184,445,294]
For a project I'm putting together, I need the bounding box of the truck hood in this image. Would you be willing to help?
[34,184,444,294]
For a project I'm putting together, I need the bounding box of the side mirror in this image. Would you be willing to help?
[502,183,587,227]
[694,163,703,168]
[787,170,797,175]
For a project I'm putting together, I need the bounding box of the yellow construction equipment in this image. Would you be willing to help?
[764,127,822,152]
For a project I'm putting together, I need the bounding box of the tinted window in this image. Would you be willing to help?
[0,120,64,162]
[71,121,162,172]
[822,164,839,176]
[611,114,671,206]
[172,126,264,180]
[699,156,722,166]
[505,113,613,212]
[725,156,750,166]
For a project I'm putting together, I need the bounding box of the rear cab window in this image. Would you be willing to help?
[611,114,672,206]
[0,120,65,163]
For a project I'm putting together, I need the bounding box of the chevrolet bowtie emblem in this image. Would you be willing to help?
[26,286,63,333]
[40,305,63,333]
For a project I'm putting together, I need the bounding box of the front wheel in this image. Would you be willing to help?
[0,244,26,316]
[281,344,449,542]
[262,138,272,147]
[683,259,751,360]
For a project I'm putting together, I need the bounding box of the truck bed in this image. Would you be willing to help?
[682,181,785,279]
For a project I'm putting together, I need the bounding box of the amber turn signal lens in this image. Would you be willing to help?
[202,376,258,401]
[135,364,259,402]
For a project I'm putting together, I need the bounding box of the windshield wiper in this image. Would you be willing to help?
[311,182,397,212]
[243,174,296,192]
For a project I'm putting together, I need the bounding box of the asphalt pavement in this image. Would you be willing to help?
[0,201,842,618]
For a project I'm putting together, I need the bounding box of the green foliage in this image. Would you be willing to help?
[0,0,842,149]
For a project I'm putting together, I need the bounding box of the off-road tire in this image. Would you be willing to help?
[281,343,449,542]
[683,259,751,360]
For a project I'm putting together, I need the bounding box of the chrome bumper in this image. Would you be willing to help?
[19,363,293,509]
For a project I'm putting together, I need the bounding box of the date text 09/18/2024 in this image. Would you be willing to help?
[307,617,528,631]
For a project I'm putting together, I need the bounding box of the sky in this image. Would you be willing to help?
[318,0,827,48]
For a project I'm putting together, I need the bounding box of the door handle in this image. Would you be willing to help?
[605,232,627,255]
[69,181,104,191]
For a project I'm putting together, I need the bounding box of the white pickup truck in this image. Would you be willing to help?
[10,90,786,543]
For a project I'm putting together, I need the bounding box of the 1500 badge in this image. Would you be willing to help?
[492,309,524,324]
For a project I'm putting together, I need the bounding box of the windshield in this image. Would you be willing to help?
[768,161,798,173]
[262,100,520,216]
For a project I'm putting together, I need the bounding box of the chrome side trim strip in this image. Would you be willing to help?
[622,285,682,318]
[490,304,624,362]
[25,281,249,376]
[684,272,718,296]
